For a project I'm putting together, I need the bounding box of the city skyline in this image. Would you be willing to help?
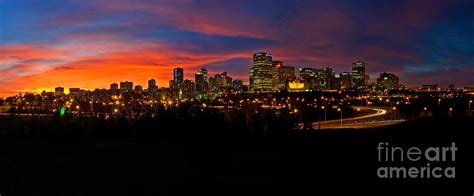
[0,52,400,97]
[1,0,474,97]
[0,50,469,98]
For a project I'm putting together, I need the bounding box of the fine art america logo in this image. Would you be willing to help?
[377,142,457,179]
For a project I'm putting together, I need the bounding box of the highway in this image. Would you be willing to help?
[311,107,405,129]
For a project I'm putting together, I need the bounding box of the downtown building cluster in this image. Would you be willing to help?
[248,52,401,94]
[43,52,405,102]
[46,51,469,105]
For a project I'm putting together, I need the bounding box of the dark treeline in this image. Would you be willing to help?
[0,104,295,143]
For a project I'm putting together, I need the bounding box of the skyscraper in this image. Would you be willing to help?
[110,83,119,90]
[279,66,295,89]
[173,68,184,84]
[376,72,399,92]
[210,72,232,91]
[180,80,195,100]
[352,61,366,89]
[195,68,209,92]
[69,88,80,97]
[272,61,283,90]
[148,79,158,93]
[249,52,273,92]
[198,68,208,83]
[339,72,352,89]
[316,67,336,90]
[120,81,133,91]
[299,68,316,80]
[55,87,64,97]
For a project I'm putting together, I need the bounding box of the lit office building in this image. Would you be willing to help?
[299,68,316,80]
[272,61,283,90]
[69,88,80,97]
[195,69,209,92]
[352,61,366,89]
[279,66,296,90]
[339,72,352,89]
[55,87,64,97]
[120,81,133,92]
[376,72,399,92]
[280,66,295,81]
[198,68,208,82]
[173,68,184,84]
[110,83,118,91]
[249,52,273,92]
[180,80,195,100]
[316,67,336,90]
[148,79,158,93]
[210,72,232,91]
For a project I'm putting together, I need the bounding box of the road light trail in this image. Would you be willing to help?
[311,107,403,129]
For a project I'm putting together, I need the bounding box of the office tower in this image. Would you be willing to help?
[173,68,184,84]
[195,73,207,92]
[279,66,296,89]
[195,68,209,92]
[120,81,133,91]
[316,67,336,90]
[339,72,352,89]
[211,72,232,91]
[376,72,399,92]
[352,61,366,89]
[69,88,80,97]
[249,52,273,92]
[198,68,208,83]
[209,77,217,91]
[272,61,283,89]
[148,79,158,93]
[299,68,316,80]
[180,80,195,100]
[55,87,64,97]
[249,67,254,89]
[280,66,295,81]
[110,83,119,90]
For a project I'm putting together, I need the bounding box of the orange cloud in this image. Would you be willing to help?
[0,38,252,98]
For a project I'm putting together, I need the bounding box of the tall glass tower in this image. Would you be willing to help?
[249,52,273,92]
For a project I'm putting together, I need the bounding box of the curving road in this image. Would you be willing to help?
[311,106,405,129]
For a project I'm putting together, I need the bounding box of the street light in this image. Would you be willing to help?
[469,100,472,110]
[337,108,343,127]
[321,106,327,122]
[392,107,397,119]
[294,109,302,122]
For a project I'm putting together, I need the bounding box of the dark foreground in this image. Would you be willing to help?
[0,116,473,196]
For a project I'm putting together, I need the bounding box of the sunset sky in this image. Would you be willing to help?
[1,0,474,97]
